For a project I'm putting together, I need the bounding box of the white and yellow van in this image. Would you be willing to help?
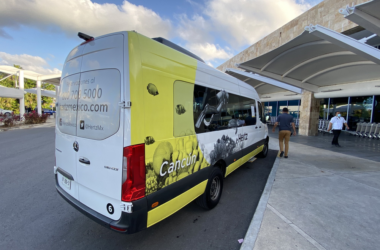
[54,31,269,234]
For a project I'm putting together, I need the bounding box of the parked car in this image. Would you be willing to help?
[43,109,55,115]
[0,108,12,118]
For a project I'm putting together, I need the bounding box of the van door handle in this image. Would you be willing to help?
[259,126,261,128]
[79,157,90,165]
[255,126,258,129]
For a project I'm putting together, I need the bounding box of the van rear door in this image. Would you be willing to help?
[56,33,126,220]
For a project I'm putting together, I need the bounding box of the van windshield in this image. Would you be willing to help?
[57,69,121,140]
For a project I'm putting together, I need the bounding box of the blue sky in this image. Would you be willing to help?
[0,0,322,74]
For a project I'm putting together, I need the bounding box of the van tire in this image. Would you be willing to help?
[257,141,268,158]
[196,167,224,210]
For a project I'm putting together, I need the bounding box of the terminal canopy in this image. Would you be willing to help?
[237,25,380,98]
[340,0,380,37]
[225,68,302,101]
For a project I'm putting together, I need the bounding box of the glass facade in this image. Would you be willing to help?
[264,100,301,121]
[319,98,329,120]
[265,95,380,131]
[288,100,300,119]
[347,96,373,130]
[328,97,348,120]
[374,96,380,123]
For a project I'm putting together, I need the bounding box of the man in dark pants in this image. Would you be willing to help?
[272,108,296,158]
[327,111,349,147]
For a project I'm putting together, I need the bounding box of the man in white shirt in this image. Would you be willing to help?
[327,111,349,147]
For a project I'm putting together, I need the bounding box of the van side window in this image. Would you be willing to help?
[193,85,229,133]
[226,93,243,128]
[257,102,266,124]
[240,96,257,126]
[174,81,196,137]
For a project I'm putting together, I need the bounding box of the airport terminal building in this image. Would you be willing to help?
[218,0,380,136]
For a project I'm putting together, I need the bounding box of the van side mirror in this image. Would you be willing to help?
[251,106,256,117]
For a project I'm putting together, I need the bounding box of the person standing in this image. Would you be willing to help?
[327,111,349,147]
[272,108,297,158]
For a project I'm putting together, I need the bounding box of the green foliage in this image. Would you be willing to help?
[0,65,57,113]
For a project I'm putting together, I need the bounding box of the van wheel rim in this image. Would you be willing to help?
[210,176,221,201]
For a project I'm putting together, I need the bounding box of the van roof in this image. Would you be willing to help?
[152,37,205,63]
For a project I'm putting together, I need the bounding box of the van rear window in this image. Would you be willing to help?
[57,69,121,140]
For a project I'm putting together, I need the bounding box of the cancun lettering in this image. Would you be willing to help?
[160,153,197,177]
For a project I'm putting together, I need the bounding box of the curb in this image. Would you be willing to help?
[240,155,281,250]
[0,122,55,132]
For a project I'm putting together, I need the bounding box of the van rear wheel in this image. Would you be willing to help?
[196,167,223,210]
[257,141,268,158]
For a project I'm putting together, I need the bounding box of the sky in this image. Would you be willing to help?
[0,0,323,74]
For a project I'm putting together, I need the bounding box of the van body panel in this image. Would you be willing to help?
[81,35,124,72]
[56,32,126,220]
[66,45,85,62]
[147,180,207,227]
[61,57,83,79]
[75,34,125,219]
[128,32,145,145]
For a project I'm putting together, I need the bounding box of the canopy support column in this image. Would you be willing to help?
[299,91,320,136]
[37,80,42,115]
[19,70,25,118]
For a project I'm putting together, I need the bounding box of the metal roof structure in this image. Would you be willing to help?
[0,65,61,85]
[225,68,302,101]
[24,88,57,98]
[0,65,60,116]
[0,85,24,99]
[236,25,380,98]
[340,0,380,37]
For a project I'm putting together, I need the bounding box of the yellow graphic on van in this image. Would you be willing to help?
[147,83,159,96]
[145,135,209,195]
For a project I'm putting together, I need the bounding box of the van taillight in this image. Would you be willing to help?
[122,144,146,202]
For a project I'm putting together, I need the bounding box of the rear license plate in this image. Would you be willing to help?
[61,175,71,190]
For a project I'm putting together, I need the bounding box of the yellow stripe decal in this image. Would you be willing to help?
[147,180,207,227]
[225,145,264,177]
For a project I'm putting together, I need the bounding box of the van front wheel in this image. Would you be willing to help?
[196,167,224,210]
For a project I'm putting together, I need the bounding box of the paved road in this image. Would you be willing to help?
[0,127,276,250]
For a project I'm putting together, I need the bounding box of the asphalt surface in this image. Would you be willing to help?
[0,127,276,250]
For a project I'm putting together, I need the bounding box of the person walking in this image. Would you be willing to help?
[272,108,296,158]
[327,111,349,147]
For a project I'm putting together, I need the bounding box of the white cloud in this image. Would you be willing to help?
[175,0,312,64]
[204,0,311,47]
[0,0,315,66]
[187,43,233,62]
[0,52,61,75]
[0,0,172,39]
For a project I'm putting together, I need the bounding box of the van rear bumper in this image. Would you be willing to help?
[55,175,147,234]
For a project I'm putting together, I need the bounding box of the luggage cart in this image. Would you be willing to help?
[353,122,362,136]
[348,122,361,136]
[372,123,380,139]
[363,123,373,137]
[358,123,367,137]
[322,120,331,135]
[318,119,324,133]
[368,123,377,139]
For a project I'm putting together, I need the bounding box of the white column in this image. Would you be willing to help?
[37,80,42,115]
[19,70,25,118]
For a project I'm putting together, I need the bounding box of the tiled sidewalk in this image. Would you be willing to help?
[249,134,380,250]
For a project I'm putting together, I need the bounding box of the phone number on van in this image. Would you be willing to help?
[61,88,102,100]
